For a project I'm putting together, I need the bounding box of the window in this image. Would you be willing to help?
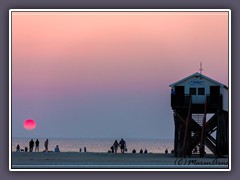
[190,88,196,95]
[198,88,205,95]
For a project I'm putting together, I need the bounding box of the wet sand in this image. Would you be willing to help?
[11,152,229,169]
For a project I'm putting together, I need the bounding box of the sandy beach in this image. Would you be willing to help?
[11,152,229,169]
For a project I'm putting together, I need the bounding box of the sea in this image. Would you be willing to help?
[12,137,174,153]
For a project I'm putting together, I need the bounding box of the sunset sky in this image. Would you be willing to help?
[11,11,229,139]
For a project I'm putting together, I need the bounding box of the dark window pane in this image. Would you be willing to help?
[190,88,196,95]
[198,88,205,95]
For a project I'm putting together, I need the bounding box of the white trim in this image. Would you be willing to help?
[9,9,231,12]
[9,10,12,171]
[228,9,231,171]
[169,72,227,88]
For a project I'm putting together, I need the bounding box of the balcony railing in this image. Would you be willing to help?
[206,94,223,108]
[171,94,222,109]
[171,95,190,108]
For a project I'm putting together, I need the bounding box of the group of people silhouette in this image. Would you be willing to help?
[16,139,41,152]
[108,139,152,154]
[16,139,61,153]
[132,148,148,154]
[16,138,171,154]
[79,147,87,153]
[110,138,127,154]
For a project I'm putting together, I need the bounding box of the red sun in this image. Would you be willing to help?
[23,119,36,130]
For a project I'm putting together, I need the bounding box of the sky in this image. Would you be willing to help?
[11,11,229,139]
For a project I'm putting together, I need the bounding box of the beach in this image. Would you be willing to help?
[11,152,229,169]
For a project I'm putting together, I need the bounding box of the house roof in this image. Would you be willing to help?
[169,72,228,89]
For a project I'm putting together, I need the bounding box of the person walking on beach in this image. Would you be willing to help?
[29,139,34,152]
[44,139,49,152]
[110,145,114,153]
[119,138,126,154]
[16,144,20,152]
[113,140,119,153]
[35,139,39,152]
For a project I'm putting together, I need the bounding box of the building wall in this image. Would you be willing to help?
[175,76,220,94]
[172,76,226,105]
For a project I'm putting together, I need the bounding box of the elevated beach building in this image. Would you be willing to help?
[170,72,228,157]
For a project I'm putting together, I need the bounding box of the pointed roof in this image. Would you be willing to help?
[169,72,228,89]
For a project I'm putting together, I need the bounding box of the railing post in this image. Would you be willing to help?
[200,96,207,157]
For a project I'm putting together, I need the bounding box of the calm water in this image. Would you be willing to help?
[12,137,174,153]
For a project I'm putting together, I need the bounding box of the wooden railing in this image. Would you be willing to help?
[171,95,190,108]
[171,94,222,109]
[206,95,223,108]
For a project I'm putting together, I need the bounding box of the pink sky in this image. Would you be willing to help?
[11,11,229,138]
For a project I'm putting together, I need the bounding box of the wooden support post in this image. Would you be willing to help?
[174,111,179,157]
[216,109,221,157]
[200,98,207,157]
[174,111,188,157]
[216,110,228,157]
[200,119,206,157]
[182,97,192,157]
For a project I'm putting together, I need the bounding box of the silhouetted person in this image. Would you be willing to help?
[16,144,20,152]
[140,149,143,153]
[35,139,39,152]
[29,139,34,152]
[171,149,174,154]
[119,138,126,154]
[44,139,48,152]
[25,147,28,152]
[110,146,114,153]
[132,149,136,153]
[165,149,168,154]
[84,147,87,152]
[79,148,82,152]
[54,145,60,152]
[144,149,148,154]
[113,140,119,153]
